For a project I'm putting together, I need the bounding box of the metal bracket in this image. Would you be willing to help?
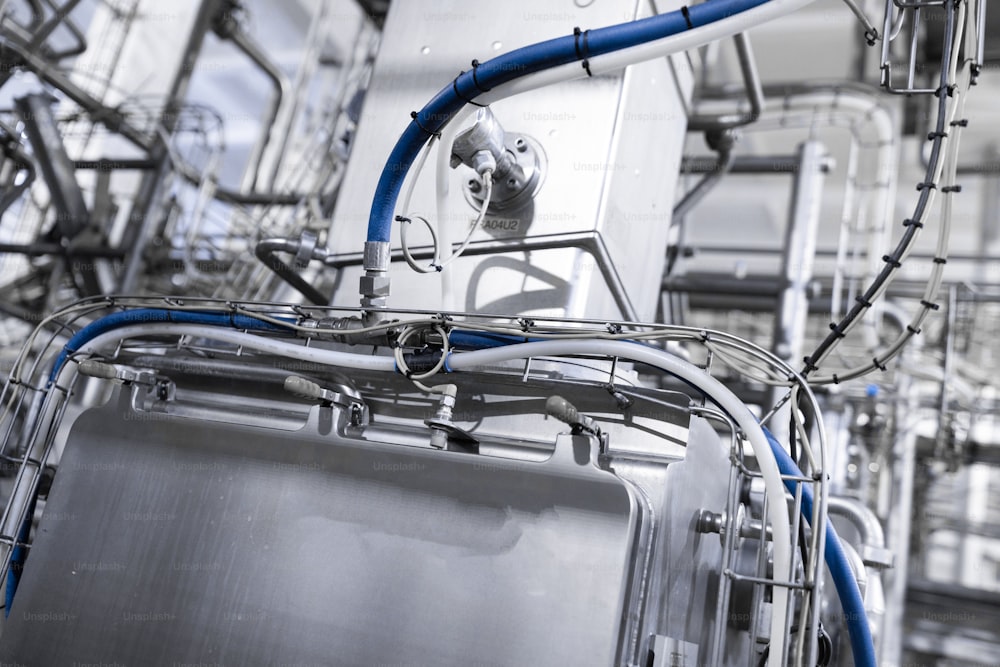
[283,376,369,427]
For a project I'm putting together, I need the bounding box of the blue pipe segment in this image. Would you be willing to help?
[367,0,772,245]
[49,309,290,382]
[4,493,37,617]
[448,330,543,349]
[763,427,877,667]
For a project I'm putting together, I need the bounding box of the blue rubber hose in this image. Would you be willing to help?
[49,309,290,382]
[367,0,773,245]
[763,427,877,667]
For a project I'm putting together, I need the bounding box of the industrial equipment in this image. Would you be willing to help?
[0,0,994,665]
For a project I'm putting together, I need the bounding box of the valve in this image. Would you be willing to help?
[451,107,544,213]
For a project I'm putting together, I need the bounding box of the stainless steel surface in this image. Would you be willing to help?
[2,385,645,667]
[328,0,690,320]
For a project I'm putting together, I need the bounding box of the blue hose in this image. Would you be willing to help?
[367,0,772,245]
[49,308,290,382]
[448,330,544,349]
[4,492,37,617]
[763,427,877,667]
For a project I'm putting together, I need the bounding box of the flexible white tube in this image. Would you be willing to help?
[476,0,818,107]
[66,325,397,375]
[446,339,795,666]
[436,106,475,312]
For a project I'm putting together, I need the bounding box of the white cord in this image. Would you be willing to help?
[399,215,441,274]
[398,169,494,274]
[393,323,450,391]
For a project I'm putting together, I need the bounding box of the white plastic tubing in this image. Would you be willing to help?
[62,325,796,666]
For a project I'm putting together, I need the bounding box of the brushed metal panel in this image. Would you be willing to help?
[327,0,690,320]
[1,390,643,667]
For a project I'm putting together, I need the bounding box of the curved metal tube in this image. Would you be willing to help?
[255,237,330,306]
[828,496,885,548]
[688,32,764,131]
[228,27,291,193]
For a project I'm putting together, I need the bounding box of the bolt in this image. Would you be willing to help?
[514,137,527,152]
[467,178,481,193]
[507,177,519,189]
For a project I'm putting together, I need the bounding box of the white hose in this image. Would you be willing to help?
[436,106,476,311]
[476,0,819,107]
[65,324,397,375]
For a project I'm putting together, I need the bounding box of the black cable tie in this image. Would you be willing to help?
[902,218,924,229]
[927,130,948,140]
[470,59,491,93]
[831,373,840,384]
[932,256,948,265]
[916,182,937,191]
[451,74,486,107]
[872,357,887,372]
[950,118,969,127]
[681,5,694,30]
[920,299,940,310]
[802,357,818,373]
[935,84,957,98]
[907,324,922,335]
[863,27,878,46]
[828,322,846,339]
[573,27,593,76]
[409,111,442,137]
[394,214,411,224]
[855,295,873,307]
[941,185,962,193]
[882,254,902,268]
[434,264,443,272]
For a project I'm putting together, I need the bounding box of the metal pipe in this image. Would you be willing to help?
[261,0,330,191]
[773,141,827,365]
[0,0,86,87]
[0,31,152,151]
[688,32,764,131]
[254,236,330,306]
[226,27,291,193]
[0,243,124,257]
[827,496,886,549]
[38,0,87,60]
[13,94,91,240]
[117,0,227,292]
[668,134,737,277]
[681,154,836,174]
[0,121,36,214]
[672,135,737,220]
[73,158,158,171]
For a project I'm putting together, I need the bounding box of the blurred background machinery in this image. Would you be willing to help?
[0,0,994,665]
